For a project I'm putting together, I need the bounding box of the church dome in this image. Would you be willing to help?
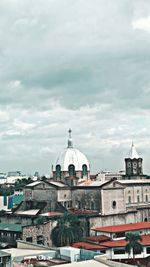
[55,129,90,172]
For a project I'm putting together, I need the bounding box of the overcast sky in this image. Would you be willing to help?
[0,0,150,175]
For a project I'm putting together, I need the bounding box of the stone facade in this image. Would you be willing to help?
[72,188,101,211]
[22,221,57,247]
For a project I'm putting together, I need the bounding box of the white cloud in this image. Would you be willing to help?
[0,0,150,175]
[132,16,150,32]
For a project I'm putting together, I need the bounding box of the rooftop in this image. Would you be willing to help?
[41,212,64,217]
[84,236,111,243]
[100,234,150,248]
[120,179,150,184]
[73,242,106,250]
[15,209,40,215]
[25,181,41,187]
[92,222,150,233]
[73,234,150,250]
[0,223,22,232]
[49,181,68,187]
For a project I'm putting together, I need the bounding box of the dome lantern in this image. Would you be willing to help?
[68,129,73,148]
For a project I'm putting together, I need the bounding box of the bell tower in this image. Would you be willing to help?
[125,143,143,177]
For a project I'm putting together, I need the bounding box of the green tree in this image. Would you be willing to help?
[51,212,83,247]
[125,232,143,263]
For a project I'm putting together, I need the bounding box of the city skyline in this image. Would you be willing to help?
[0,0,150,174]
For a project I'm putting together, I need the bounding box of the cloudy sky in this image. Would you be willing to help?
[0,0,150,175]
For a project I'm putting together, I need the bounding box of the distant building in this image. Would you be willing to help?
[97,171,125,181]
[0,173,7,185]
[6,171,28,185]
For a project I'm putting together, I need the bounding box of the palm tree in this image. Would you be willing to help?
[125,232,143,263]
[51,212,83,247]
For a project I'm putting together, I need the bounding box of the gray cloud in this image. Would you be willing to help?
[0,0,150,175]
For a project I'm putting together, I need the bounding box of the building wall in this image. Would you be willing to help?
[125,185,150,205]
[22,220,57,247]
[72,189,101,211]
[101,182,126,215]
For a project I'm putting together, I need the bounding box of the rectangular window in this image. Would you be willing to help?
[146,247,150,254]
[137,195,140,202]
[37,235,44,245]
[128,196,131,203]
[114,249,125,255]
[26,237,32,243]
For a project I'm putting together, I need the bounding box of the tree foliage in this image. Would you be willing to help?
[51,212,83,247]
[125,232,143,261]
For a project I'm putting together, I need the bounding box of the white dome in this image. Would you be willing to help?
[55,147,90,172]
[55,129,90,172]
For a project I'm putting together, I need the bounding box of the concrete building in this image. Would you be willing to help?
[73,222,150,264]
[0,131,149,251]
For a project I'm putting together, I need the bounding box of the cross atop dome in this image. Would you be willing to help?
[68,129,73,148]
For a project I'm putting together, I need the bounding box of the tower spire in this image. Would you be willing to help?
[68,129,73,148]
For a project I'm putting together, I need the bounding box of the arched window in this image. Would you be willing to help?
[145,195,148,202]
[82,164,88,176]
[91,201,95,210]
[56,165,61,178]
[68,164,75,176]
[112,201,116,209]
[128,196,131,203]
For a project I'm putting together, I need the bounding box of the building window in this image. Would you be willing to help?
[68,164,75,176]
[26,237,32,243]
[145,195,148,202]
[82,164,88,176]
[137,195,140,203]
[128,196,131,203]
[91,201,95,210]
[56,165,61,178]
[112,201,116,209]
[37,235,44,245]
[146,247,150,254]
[78,201,81,209]
[114,249,125,255]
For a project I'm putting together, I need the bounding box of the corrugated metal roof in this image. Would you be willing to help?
[15,209,40,215]
[0,223,22,232]
[49,181,68,187]
[25,181,41,187]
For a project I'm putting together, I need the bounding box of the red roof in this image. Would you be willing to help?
[73,235,150,251]
[92,222,150,233]
[100,234,150,248]
[85,235,111,243]
[72,242,106,250]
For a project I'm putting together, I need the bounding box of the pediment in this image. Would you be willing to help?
[101,179,125,190]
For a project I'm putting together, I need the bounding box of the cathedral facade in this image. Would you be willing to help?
[10,131,150,247]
